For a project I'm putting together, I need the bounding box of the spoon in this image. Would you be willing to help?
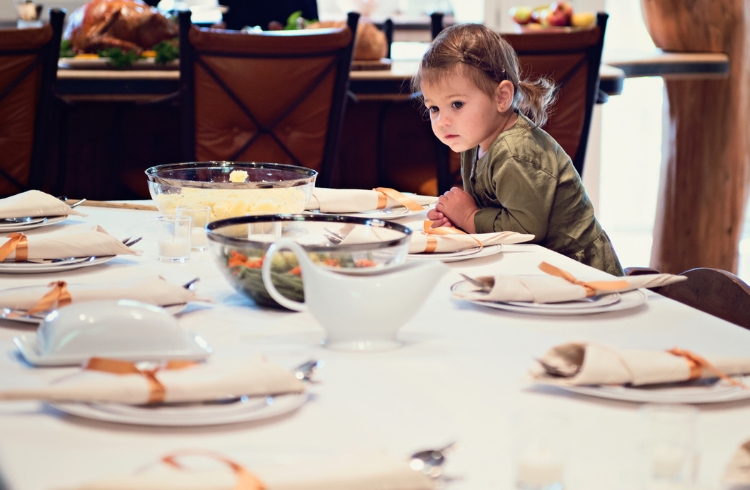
[536,358,580,377]
[459,273,492,292]
[68,198,87,209]
[323,228,344,245]
[408,441,457,478]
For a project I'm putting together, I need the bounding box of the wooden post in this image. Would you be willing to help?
[641,0,750,274]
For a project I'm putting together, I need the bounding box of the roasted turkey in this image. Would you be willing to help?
[64,0,178,53]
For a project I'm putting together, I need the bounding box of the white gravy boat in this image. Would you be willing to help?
[261,238,448,351]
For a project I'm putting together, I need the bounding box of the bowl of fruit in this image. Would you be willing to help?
[510,2,596,32]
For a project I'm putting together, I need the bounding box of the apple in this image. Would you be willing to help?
[546,1,574,26]
[530,7,548,24]
[510,6,533,25]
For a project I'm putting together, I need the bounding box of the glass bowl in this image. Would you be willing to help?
[145,162,317,221]
[207,214,412,309]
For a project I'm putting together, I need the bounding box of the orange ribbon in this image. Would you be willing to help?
[667,347,746,388]
[84,358,197,404]
[373,187,425,212]
[25,281,72,315]
[162,450,266,490]
[539,261,630,297]
[420,220,483,252]
[0,233,28,262]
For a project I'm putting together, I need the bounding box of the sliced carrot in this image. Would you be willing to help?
[355,259,377,268]
[324,258,339,267]
[289,266,302,275]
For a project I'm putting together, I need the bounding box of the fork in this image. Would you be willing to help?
[459,273,492,292]
[123,236,142,247]
[536,358,580,377]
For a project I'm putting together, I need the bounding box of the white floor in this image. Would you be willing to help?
[596,76,750,282]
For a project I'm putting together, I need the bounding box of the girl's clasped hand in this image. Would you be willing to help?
[427,187,479,233]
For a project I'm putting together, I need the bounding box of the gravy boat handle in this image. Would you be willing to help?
[261,238,309,312]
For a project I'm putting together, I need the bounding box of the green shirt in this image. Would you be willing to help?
[462,113,623,276]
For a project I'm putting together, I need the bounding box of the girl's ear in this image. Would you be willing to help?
[495,80,515,113]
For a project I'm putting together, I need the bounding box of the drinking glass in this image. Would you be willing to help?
[176,205,210,251]
[15,1,43,28]
[640,404,699,489]
[157,215,192,263]
[513,411,568,490]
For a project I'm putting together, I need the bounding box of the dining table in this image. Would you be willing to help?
[0,202,748,489]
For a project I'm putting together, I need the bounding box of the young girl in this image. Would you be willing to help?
[416,23,623,276]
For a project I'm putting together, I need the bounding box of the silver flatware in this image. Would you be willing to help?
[459,273,492,292]
[323,228,344,245]
[408,441,457,478]
[536,358,580,378]
[182,278,200,290]
[293,359,322,382]
[0,216,47,225]
[68,198,87,209]
[121,236,132,244]
[123,236,142,247]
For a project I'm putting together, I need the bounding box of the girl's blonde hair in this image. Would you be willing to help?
[412,23,556,127]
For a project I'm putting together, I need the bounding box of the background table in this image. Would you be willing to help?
[0,204,748,489]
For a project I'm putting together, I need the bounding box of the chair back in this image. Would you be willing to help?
[626,267,750,329]
[0,9,64,196]
[179,12,359,187]
[502,13,608,177]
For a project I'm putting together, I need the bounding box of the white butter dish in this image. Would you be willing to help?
[14,300,212,366]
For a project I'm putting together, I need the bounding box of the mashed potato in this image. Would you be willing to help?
[156,187,308,221]
[229,170,248,183]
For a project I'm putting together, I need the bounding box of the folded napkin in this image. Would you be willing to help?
[0,190,86,219]
[306,187,437,213]
[0,225,137,261]
[0,357,304,404]
[409,226,533,254]
[63,451,435,490]
[723,439,750,485]
[454,262,686,303]
[529,342,750,387]
[0,276,209,312]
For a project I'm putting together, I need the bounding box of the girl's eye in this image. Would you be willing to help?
[428,106,439,114]
[451,101,464,109]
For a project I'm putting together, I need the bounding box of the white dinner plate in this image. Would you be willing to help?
[557,376,750,404]
[0,255,115,274]
[315,203,434,221]
[505,293,621,310]
[50,393,308,426]
[58,58,179,70]
[408,244,503,263]
[451,280,648,315]
[0,215,67,232]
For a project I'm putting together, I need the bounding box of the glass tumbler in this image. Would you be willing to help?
[176,205,211,251]
[640,404,699,489]
[157,215,192,263]
[513,411,568,490]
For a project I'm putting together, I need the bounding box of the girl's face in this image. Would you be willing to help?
[421,72,508,154]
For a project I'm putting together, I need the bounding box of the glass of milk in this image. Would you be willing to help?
[176,205,211,251]
[157,215,192,262]
[640,404,699,489]
[513,411,568,490]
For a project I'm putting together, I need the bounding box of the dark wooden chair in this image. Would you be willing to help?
[0,8,65,196]
[178,11,359,187]
[625,267,750,329]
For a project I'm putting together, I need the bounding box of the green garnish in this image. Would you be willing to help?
[97,47,142,68]
[59,39,75,58]
[152,38,179,65]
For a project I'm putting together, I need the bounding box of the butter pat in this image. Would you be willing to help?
[229,170,248,183]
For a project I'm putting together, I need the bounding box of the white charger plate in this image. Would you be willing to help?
[558,376,750,404]
[408,244,503,263]
[0,255,115,274]
[58,58,179,70]
[0,215,67,232]
[49,393,308,426]
[452,280,648,315]
[505,293,621,310]
[1,303,187,325]
[314,203,434,221]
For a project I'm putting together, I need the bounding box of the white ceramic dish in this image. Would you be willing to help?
[1,303,187,325]
[13,300,211,366]
[0,215,67,232]
[557,376,750,404]
[49,393,307,426]
[0,255,115,274]
[407,244,503,263]
[452,281,648,315]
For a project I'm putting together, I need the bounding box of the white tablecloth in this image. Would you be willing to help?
[0,204,748,490]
